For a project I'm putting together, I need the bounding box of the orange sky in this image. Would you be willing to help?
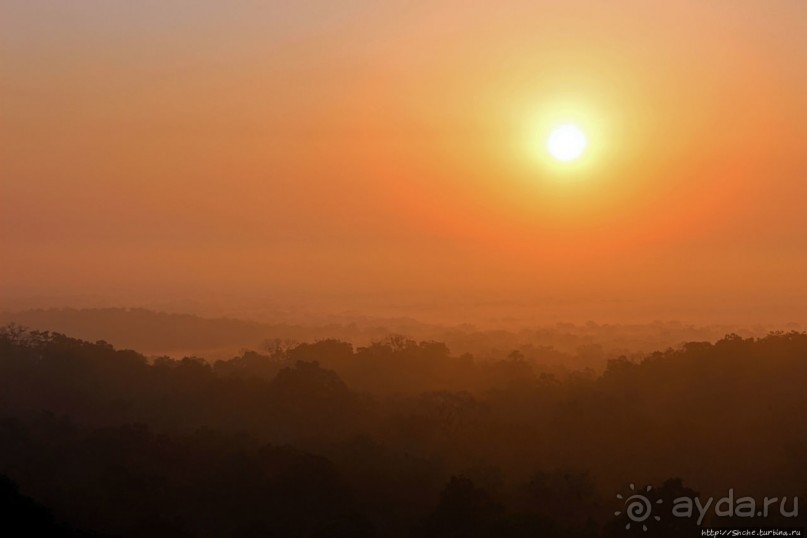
[2,1,806,323]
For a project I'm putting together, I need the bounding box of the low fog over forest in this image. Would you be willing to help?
[0,307,786,366]
[1,315,806,537]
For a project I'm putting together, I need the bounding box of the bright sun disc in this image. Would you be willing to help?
[547,124,587,162]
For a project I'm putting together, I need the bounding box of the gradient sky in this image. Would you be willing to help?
[2,1,806,323]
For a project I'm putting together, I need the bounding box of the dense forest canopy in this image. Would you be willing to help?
[1,325,806,536]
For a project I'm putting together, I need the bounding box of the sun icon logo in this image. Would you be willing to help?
[614,483,663,532]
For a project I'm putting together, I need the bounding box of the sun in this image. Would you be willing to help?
[547,123,588,162]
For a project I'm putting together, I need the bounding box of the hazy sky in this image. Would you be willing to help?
[2,1,806,323]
